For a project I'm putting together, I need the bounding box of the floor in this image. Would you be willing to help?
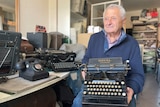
[136,72,160,107]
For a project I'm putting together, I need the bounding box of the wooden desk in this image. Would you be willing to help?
[0,71,69,104]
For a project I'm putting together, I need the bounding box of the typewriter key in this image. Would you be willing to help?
[88,81,91,84]
[118,85,121,88]
[104,92,107,95]
[118,92,121,96]
[89,85,92,87]
[108,92,110,95]
[111,92,114,96]
[122,92,126,96]
[116,89,119,92]
[121,81,125,85]
[84,81,87,84]
[101,92,104,95]
[83,91,87,95]
[98,92,101,95]
[114,92,117,96]
[109,89,112,92]
[112,89,115,92]
[111,85,114,88]
[95,92,97,95]
[92,92,94,95]
[119,89,122,92]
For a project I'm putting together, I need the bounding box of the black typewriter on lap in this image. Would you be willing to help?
[82,57,131,107]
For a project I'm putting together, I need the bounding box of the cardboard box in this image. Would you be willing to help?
[78,33,92,48]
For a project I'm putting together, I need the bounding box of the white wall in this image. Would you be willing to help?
[19,0,49,37]
[126,10,141,28]
[57,0,70,37]
[20,1,160,37]
[19,0,70,38]
[48,0,57,32]
[48,0,70,37]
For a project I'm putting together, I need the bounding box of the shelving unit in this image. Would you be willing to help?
[70,0,87,43]
[0,5,16,31]
[3,11,15,31]
[132,18,159,72]
[91,0,121,28]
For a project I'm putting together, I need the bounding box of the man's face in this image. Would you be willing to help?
[103,7,125,34]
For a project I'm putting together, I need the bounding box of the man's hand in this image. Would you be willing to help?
[127,87,134,104]
[81,70,86,80]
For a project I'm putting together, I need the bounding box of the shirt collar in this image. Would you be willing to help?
[103,29,127,52]
[102,29,127,43]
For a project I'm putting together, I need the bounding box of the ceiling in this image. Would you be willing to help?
[88,0,160,11]
[1,0,160,11]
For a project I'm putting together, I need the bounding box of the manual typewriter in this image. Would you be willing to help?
[82,57,131,107]
[26,49,78,72]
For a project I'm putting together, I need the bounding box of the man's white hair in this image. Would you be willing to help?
[103,4,126,20]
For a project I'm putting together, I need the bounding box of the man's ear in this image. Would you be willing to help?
[122,18,126,30]
[122,17,126,25]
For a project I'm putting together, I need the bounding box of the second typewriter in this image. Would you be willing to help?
[82,57,131,107]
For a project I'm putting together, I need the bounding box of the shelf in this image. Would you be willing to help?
[92,17,103,20]
[132,17,159,68]
[136,38,157,40]
[133,30,157,33]
[132,18,158,25]
[143,62,156,65]
[71,12,86,20]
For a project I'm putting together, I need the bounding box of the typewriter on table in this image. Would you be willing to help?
[82,57,131,107]
[28,49,78,72]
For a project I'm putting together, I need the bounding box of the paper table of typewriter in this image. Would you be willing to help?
[82,57,131,107]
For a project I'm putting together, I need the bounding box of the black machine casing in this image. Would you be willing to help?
[27,32,48,49]
[16,58,49,81]
[82,57,131,107]
[0,30,22,76]
[35,49,76,63]
[32,49,77,72]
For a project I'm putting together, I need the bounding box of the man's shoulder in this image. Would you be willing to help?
[91,31,104,38]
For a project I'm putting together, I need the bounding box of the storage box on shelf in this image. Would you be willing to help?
[132,17,159,72]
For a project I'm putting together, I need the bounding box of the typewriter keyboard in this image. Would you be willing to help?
[52,62,78,72]
[82,80,128,107]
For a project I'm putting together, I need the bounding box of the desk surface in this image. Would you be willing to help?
[0,71,70,104]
